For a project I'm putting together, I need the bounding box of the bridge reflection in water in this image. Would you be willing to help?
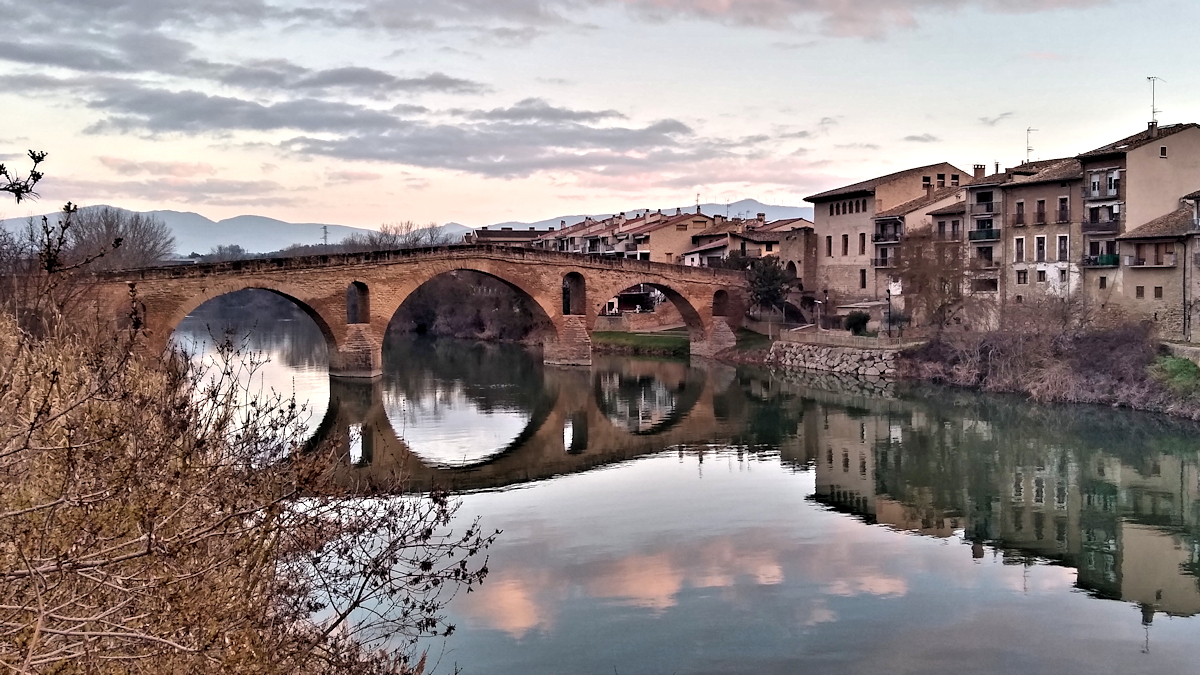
[313,354,729,494]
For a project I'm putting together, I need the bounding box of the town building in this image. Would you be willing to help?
[804,163,971,309]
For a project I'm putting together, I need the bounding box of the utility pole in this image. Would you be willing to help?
[322,225,329,247]
[1025,127,1038,164]
[1148,76,1165,123]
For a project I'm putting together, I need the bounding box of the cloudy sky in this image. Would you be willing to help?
[2,0,1197,227]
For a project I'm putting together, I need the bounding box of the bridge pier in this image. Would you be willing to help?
[544,315,592,366]
[329,324,383,379]
[690,319,738,359]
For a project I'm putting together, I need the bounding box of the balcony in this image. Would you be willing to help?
[871,257,895,268]
[971,259,1001,269]
[1082,218,1123,234]
[1012,213,1026,227]
[1056,209,1071,223]
[872,232,901,243]
[934,231,963,242]
[970,202,1000,215]
[1083,254,1120,268]
[1082,185,1123,201]
[1032,212,1048,226]
[1127,254,1177,268]
[968,228,1000,241]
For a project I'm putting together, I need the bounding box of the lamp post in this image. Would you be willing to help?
[886,288,893,338]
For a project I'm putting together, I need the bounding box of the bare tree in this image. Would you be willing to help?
[1,154,496,674]
[893,231,966,331]
[66,206,176,270]
[202,243,252,262]
[0,150,46,203]
[342,221,452,252]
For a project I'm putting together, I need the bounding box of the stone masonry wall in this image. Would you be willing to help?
[767,341,899,378]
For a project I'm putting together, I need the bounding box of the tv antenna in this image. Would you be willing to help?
[1148,76,1165,123]
[1025,127,1038,164]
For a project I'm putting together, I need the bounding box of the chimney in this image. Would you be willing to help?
[695,204,701,214]
[994,161,1000,174]
[529,227,535,231]
[973,164,986,180]
[757,212,766,223]
[560,220,566,227]
[676,207,682,216]
[549,227,555,232]
[1149,120,1160,138]
[924,183,934,197]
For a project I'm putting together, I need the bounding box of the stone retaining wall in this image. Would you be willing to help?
[767,340,899,378]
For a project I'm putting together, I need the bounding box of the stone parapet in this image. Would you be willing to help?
[767,341,898,378]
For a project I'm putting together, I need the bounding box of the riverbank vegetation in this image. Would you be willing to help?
[592,330,690,357]
[1,153,494,674]
[898,320,1200,418]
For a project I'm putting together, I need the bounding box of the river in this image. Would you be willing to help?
[177,290,1200,675]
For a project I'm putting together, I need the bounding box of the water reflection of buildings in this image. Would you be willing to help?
[801,385,1200,623]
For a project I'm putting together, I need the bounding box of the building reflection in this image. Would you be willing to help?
[800,381,1200,623]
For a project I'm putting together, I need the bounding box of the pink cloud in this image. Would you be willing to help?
[97,156,217,178]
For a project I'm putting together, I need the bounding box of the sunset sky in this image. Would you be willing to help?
[3,0,1198,227]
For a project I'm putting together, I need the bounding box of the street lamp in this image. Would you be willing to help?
[886,288,893,338]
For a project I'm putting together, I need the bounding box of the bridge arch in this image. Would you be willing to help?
[378,265,560,343]
[151,280,340,357]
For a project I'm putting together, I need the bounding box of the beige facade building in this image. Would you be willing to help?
[804,163,970,310]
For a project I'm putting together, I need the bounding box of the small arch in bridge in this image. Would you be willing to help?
[563,272,586,316]
[712,290,730,317]
[346,281,370,324]
[565,412,588,454]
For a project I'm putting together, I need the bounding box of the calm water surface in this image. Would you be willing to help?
[177,292,1200,674]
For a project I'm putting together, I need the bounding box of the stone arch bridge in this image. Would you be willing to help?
[98,245,749,377]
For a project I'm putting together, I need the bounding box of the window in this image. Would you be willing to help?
[1059,269,1067,283]
[676,222,688,231]
[972,278,999,292]
[859,232,866,255]
[842,234,849,256]
[1155,286,1164,299]
[1015,294,1023,303]
[826,236,833,257]
[1035,236,1046,262]
[1136,285,1145,299]
[859,269,867,289]
[938,220,947,237]
[1057,235,1069,261]
[1099,276,1107,289]
[829,204,834,217]
[1108,171,1121,196]
[937,173,946,187]
[1058,197,1070,222]
[977,246,994,262]
[1161,146,1168,158]
[951,219,961,236]
[1014,237,1025,262]
[951,174,961,186]
[1017,270,1028,284]
[765,243,774,252]
[1036,199,1046,224]
[1037,270,1047,283]
[923,176,932,187]
[1015,200,1025,225]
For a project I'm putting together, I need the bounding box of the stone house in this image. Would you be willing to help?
[804,162,970,308]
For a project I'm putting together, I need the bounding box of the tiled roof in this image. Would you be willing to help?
[683,240,729,256]
[1118,207,1196,240]
[734,230,781,243]
[927,202,966,216]
[805,163,967,202]
[874,186,961,218]
[624,210,711,235]
[757,217,813,232]
[1079,123,1200,159]
[967,158,1080,188]
[1183,189,1200,200]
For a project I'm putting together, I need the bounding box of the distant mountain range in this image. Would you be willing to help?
[0,199,810,256]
